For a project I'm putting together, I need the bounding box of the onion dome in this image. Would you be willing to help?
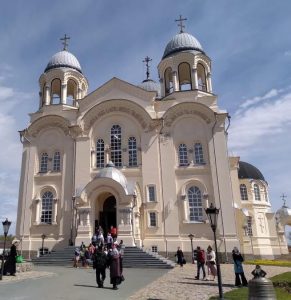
[238,161,265,181]
[44,50,82,73]
[95,161,128,191]
[138,79,161,96]
[162,32,204,59]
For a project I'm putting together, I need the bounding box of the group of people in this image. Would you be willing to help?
[176,245,248,287]
[73,225,124,290]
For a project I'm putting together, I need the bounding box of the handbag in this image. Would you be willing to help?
[182,258,186,264]
[121,274,125,282]
[16,255,23,263]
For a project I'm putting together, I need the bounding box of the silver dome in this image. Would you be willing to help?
[45,50,82,73]
[95,162,128,192]
[138,79,161,96]
[163,32,203,59]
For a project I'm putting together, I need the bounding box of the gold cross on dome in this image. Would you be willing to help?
[175,15,187,33]
[60,34,70,51]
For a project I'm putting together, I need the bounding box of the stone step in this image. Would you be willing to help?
[31,246,174,269]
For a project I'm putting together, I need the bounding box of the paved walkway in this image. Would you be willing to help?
[0,264,289,299]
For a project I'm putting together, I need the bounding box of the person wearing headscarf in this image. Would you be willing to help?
[107,244,122,290]
[232,247,248,287]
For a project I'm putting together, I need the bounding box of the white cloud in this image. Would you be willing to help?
[229,90,291,154]
[238,88,279,111]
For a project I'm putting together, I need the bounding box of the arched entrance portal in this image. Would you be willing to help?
[99,195,116,235]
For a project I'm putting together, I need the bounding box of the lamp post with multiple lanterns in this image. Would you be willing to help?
[205,203,224,300]
[0,218,11,280]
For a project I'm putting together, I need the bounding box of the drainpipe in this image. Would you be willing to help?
[211,113,228,262]
[158,118,168,257]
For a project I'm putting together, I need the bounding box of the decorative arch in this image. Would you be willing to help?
[163,102,215,128]
[50,78,61,104]
[197,63,207,92]
[27,115,70,137]
[164,67,173,95]
[81,99,153,132]
[178,62,192,91]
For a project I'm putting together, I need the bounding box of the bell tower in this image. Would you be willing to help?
[158,16,213,98]
[38,34,89,109]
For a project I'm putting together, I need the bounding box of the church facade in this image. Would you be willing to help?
[16,22,289,259]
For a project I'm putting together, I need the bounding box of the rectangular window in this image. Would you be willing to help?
[149,212,157,227]
[247,216,253,236]
[151,246,158,253]
[148,186,156,202]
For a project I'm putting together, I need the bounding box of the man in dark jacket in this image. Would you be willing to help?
[195,246,206,280]
[93,246,107,288]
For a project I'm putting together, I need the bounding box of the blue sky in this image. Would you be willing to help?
[1,0,291,234]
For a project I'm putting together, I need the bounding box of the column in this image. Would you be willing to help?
[192,68,198,90]
[61,82,67,104]
[172,71,179,92]
[52,198,58,224]
[34,199,40,225]
[207,72,212,93]
[45,86,50,105]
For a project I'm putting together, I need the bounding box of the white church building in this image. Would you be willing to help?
[16,19,289,259]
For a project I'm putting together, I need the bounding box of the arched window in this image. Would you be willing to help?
[240,184,248,200]
[96,139,105,168]
[40,152,48,173]
[188,186,203,222]
[194,143,204,164]
[164,67,173,95]
[128,137,137,167]
[50,79,61,104]
[41,191,53,224]
[178,62,192,91]
[178,144,188,166]
[53,151,61,172]
[111,125,122,167]
[67,79,77,106]
[254,184,261,201]
[197,63,207,92]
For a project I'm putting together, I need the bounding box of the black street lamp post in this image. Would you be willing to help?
[205,203,224,300]
[0,218,11,280]
[188,233,194,264]
[41,234,46,256]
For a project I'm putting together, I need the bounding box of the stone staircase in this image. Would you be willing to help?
[30,246,175,269]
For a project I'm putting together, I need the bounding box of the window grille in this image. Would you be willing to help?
[110,125,122,167]
[149,212,157,227]
[240,184,248,200]
[188,186,203,222]
[178,144,188,166]
[148,186,156,202]
[254,184,261,201]
[41,191,53,224]
[53,151,61,171]
[96,139,105,168]
[194,143,204,164]
[128,137,137,167]
[40,153,48,173]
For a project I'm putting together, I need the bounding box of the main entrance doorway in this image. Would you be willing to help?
[99,195,116,236]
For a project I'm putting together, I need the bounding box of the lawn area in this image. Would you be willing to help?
[209,272,291,300]
[245,259,291,267]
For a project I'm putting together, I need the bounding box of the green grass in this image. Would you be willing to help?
[209,272,291,300]
[245,259,291,267]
